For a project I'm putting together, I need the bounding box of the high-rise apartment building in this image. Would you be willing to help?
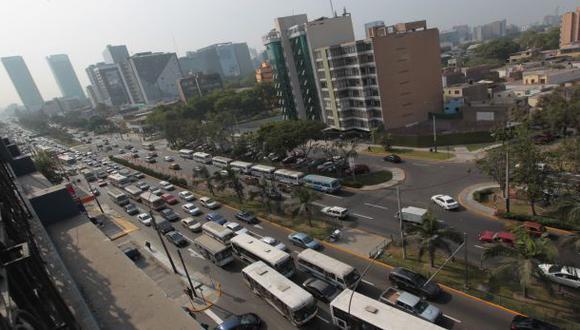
[560,7,580,48]
[314,20,442,131]
[128,52,183,104]
[85,63,131,106]
[1,56,44,111]
[473,19,507,42]
[46,54,86,100]
[263,12,355,120]
[186,42,253,78]
[103,45,145,104]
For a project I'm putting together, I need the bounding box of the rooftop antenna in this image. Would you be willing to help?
[171,33,180,56]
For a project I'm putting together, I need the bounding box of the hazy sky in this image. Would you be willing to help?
[0,0,577,108]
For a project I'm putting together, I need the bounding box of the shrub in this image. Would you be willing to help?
[496,211,580,231]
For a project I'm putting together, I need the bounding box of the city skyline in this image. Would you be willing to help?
[0,0,577,108]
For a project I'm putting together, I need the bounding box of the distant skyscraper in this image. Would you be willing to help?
[473,19,507,42]
[560,7,580,48]
[1,56,44,111]
[46,54,86,100]
[128,52,183,104]
[86,63,131,107]
[103,45,145,104]
[188,42,253,78]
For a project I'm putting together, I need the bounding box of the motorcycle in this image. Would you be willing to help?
[328,229,342,242]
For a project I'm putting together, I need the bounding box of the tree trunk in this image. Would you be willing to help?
[530,199,537,216]
[429,253,435,269]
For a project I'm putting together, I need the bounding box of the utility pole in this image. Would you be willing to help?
[505,149,510,213]
[177,249,199,298]
[464,232,468,289]
[396,187,406,259]
[432,115,438,152]
[150,210,178,274]
[84,177,104,214]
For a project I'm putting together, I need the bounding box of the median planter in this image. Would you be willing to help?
[495,211,580,231]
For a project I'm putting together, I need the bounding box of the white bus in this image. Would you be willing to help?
[202,222,235,244]
[193,152,212,164]
[242,261,317,326]
[303,174,341,193]
[230,161,253,174]
[212,156,232,168]
[193,235,234,267]
[124,185,143,202]
[107,188,130,206]
[296,249,360,289]
[140,191,165,211]
[179,149,194,159]
[330,289,445,330]
[230,233,295,277]
[250,164,276,179]
[274,169,304,186]
[108,173,130,188]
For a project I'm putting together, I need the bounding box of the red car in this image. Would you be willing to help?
[161,193,178,205]
[478,230,515,245]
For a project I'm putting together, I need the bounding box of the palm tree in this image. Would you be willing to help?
[482,227,556,297]
[197,165,215,196]
[287,187,320,227]
[406,212,463,269]
[214,167,244,203]
[551,193,580,225]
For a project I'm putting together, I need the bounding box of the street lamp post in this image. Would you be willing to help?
[149,210,179,274]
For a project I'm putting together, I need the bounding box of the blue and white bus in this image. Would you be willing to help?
[303,174,341,193]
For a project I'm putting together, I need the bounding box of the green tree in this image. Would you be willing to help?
[256,120,326,156]
[32,150,64,184]
[406,213,463,268]
[551,193,580,225]
[535,87,580,136]
[476,145,510,202]
[483,227,556,297]
[381,133,393,151]
[556,137,580,173]
[197,165,215,196]
[474,38,520,62]
[214,166,244,203]
[287,187,320,227]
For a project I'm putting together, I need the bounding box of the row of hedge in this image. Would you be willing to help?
[495,211,580,232]
[390,131,495,148]
[109,156,188,188]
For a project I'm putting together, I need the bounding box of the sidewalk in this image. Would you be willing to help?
[355,167,405,191]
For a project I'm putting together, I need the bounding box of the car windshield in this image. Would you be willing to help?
[414,301,429,313]
[548,265,563,273]
[301,235,313,243]
[444,198,455,203]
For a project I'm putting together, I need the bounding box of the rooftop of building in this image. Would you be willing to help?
[523,67,580,75]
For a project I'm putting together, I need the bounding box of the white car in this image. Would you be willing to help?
[181,217,202,232]
[538,264,580,289]
[218,169,228,176]
[321,206,349,219]
[178,190,195,201]
[431,194,459,210]
[224,222,248,235]
[164,156,174,162]
[137,213,152,226]
[159,181,175,191]
[182,203,202,216]
[261,236,287,251]
[200,196,220,209]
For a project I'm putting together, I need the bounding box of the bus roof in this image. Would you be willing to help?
[330,290,445,330]
[193,151,211,157]
[212,156,232,162]
[251,164,276,172]
[107,188,126,197]
[124,185,142,194]
[140,191,162,202]
[303,174,338,184]
[274,169,304,177]
[202,221,234,236]
[231,233,290,264]
[194,235,228,254]
[230,161,253,167]
[243,261,313,310]
[108,173,127,181]
[297,249,355,278]
[179,149,193,153]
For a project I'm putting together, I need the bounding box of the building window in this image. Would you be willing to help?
[454,90,460,95]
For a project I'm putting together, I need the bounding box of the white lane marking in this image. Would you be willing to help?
[253,224,264,229]
[473,245,486,250]
[204,309,223,324]
[353,213,374,220]
[444,314,462,323]
[324,193,343,199]
[316,315,330,323]
[361,279,375,286]
[364,203,389,210]
[187,248,205,260]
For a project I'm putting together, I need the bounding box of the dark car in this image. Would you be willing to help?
[388,267,441,299]
[160,208,180,222]
[206,212,227,225]
[124,203,139,215]
[215,313,263,330]
[302,278,338,303]
[510,315,560,330]
[383,154,402,163]
[155,219,175,234]
[235,210,257,224]
[165,231,188,248]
